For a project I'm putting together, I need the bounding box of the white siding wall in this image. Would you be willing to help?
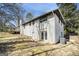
[54,13,64,43]
[21,20,40,41]
[20,12,64,43]
[47,14,56,43]
[32,20,40,41]
[23,24,32,36]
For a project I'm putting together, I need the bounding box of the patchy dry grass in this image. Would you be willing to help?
[0,32,14,38]
[7,40,79,56]
[0,32,79,56]
[1,39,79,56]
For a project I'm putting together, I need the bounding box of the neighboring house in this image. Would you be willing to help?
[20,9,65,44]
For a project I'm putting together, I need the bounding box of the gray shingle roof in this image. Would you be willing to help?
[22,9,65,25]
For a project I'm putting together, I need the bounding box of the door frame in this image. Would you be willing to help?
[40,31,47,41]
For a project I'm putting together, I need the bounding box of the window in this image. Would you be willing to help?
[32,21,35,25]
[59,20,60,23]
[40,17,47,22]
[29,22,31,26]
[45,31,47,40]
[23,25,25,29]
[40,19,47,30]
[61,22,63,26]
[41,31,44,40]
[61,32,63,37]
[61,22,62,26]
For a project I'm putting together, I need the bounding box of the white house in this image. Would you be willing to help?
[20,9,65,44]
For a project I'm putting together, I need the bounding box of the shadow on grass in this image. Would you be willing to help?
[0,39,72,56]
[0,40,45,56]
[31,44,71,56]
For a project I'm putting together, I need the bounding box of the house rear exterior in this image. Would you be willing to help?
[20,9,65,44]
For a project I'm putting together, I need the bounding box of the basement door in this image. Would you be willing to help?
[41,31,47,40]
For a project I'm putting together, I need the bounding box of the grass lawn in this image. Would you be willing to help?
[0,32,79,56]
[0,32,14,38]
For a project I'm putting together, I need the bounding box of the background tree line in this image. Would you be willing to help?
[57,3,79,37]
[0,3,24,32]
[0,3,33,32]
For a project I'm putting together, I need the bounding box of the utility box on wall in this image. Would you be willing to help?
[60,38,66,44]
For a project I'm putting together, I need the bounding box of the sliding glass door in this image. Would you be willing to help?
[41,31,47,40]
